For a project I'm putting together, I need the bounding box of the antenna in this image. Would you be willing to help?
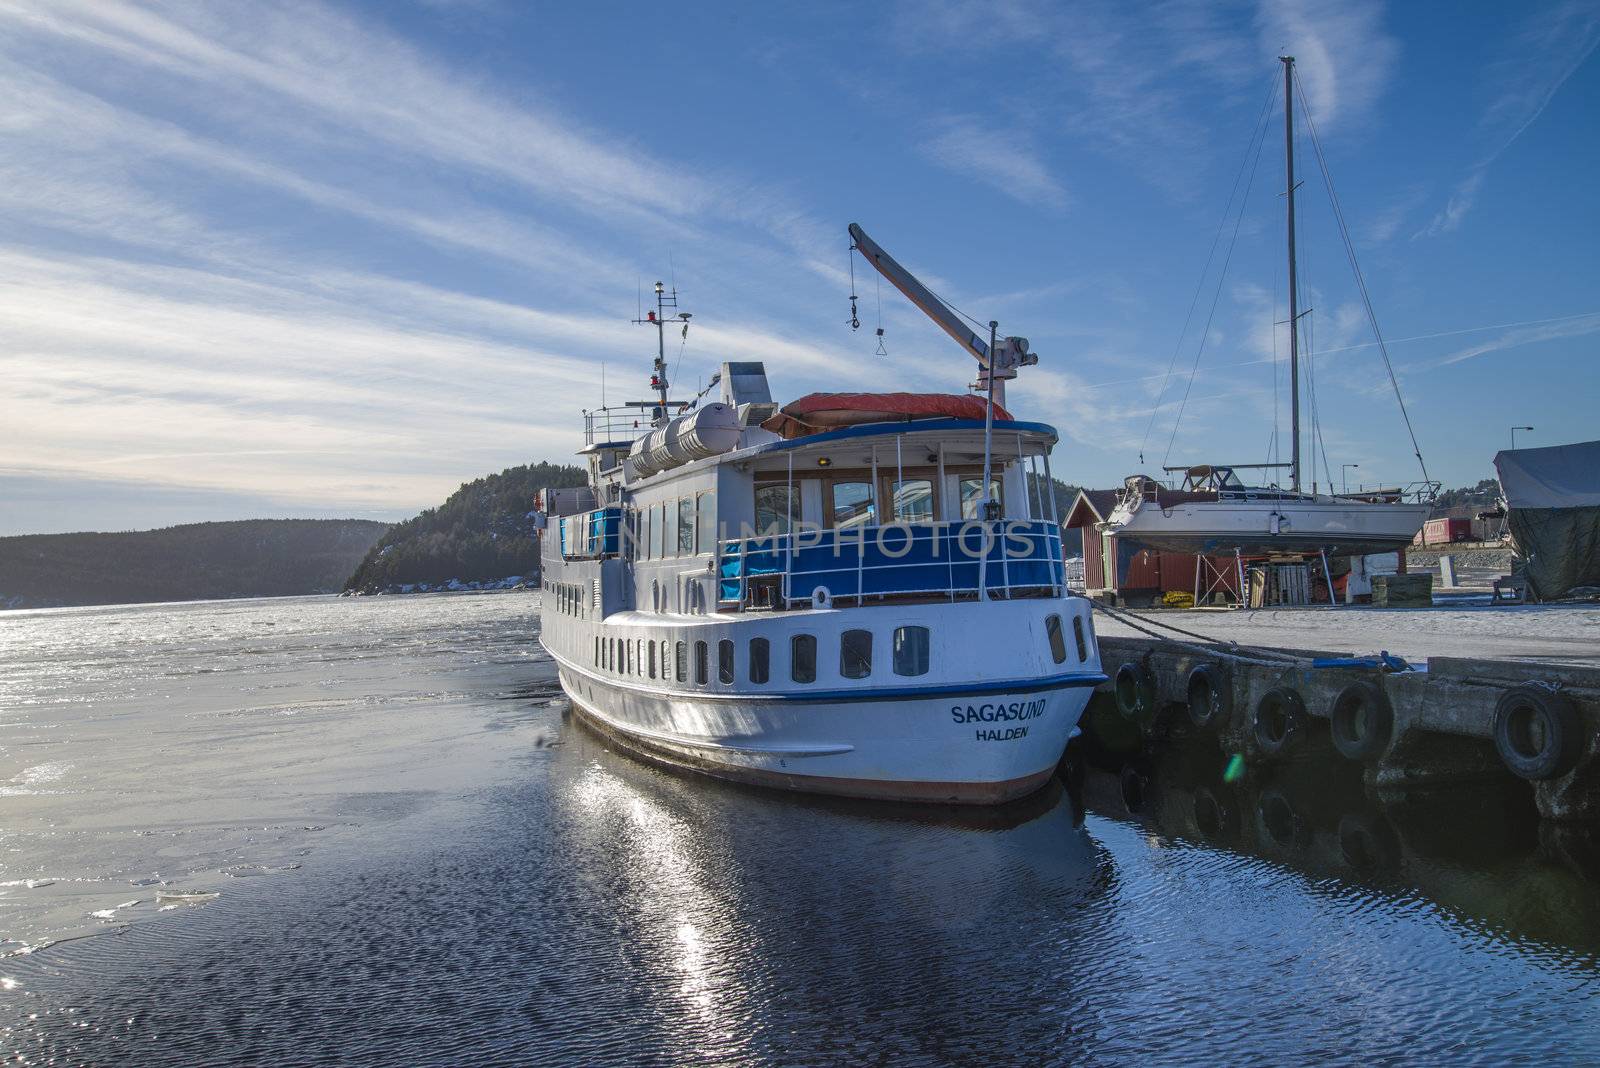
[632,279,692,426]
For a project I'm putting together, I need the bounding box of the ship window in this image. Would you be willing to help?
[1072,616,1088,663]
[675,640,687,683]
[640,508,651,560]
[677,497,695,555]
[791,634,816,684]
[697,492,718,555]
[960,477,1002,519]
[893,626,930,677]
[594,636,600,668]
[718,639,734,684]
[695,641,708,685]
[649,504,664,558]
[891,479,934,522]
[648,640,657,679]
[831,481,876,529]
[1046,614,1068,664]
[840,629,872,679]
[749,637,770,684]
[755,484,798,537]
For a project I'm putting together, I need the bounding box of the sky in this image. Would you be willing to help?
[1,0,1597,536]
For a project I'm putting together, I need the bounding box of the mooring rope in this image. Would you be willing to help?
[1088,599,1302,667]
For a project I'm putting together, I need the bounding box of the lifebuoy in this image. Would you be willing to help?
[1186,664,1232,729]
[1329,681,1394,762]
[1253,686,1307,756]
[1493,687,1583,780]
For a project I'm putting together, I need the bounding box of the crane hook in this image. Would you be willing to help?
[874,326,887,357]
[849,294,860,331]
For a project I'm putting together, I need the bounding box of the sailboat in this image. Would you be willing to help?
[1103,56,1433,559]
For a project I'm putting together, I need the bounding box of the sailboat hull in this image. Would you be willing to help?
[1105,498,1429,557]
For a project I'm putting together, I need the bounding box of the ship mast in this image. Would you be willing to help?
[1281,54,1302,495]
[632,280,690,426]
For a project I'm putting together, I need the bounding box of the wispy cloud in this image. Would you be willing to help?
[1419,1,1600,237]
[0,0,710,221]
[1254,0,1398,131]
[920,116,1068,211]
[0,0,890,531]
[1430,311,1600,368]
[890,0,1395,200]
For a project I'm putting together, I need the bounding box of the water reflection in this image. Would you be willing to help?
[1097,733,1600,962]
[550,714,1115,1061]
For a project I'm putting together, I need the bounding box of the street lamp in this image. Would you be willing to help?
[1511,426,1533,449]
[1341,463,1359,494]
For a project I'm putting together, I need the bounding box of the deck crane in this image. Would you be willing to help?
[847,223,1038,408]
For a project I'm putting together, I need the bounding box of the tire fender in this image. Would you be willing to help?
[1494,687,1583,781]
[1186,663,1232,729]
[1253,686,1307,756]
[1113,661,1156,720]
[1329,680,1394,762]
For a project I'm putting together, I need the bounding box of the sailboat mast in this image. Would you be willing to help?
[1281,54,1301,494]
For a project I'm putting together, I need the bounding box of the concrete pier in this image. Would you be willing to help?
[1087,628,1600,824]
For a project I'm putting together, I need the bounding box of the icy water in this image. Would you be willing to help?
[1,594,1597,1065]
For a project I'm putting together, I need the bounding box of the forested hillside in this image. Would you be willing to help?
[1430,479,1501,518]
[343,462,588,593]
[0,519,388,610]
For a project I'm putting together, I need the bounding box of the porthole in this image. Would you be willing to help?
[840,629,872,680]
[791,634,817,684]
[749,637,770,684]
[893,626,930,677]
[1045,614,1068,665]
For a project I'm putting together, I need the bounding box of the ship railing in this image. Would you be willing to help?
[582,406,654,448]
[559,507,622,560]
[716,521,1066,608]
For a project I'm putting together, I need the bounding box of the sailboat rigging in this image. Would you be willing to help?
[1103,55,1434,560]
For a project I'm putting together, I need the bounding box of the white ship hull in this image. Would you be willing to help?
[1104,496,1429,556]
[540,597,1103,805]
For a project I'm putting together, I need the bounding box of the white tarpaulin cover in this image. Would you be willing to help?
[1494,440,1600,509]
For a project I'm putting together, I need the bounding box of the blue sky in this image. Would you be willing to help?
[1,0,1597,535]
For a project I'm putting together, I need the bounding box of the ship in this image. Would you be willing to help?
[536,224,1104,804]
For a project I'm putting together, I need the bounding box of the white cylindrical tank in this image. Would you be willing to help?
[627,404,741,478]
[670,403,741,464]
[627,434,656,476]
